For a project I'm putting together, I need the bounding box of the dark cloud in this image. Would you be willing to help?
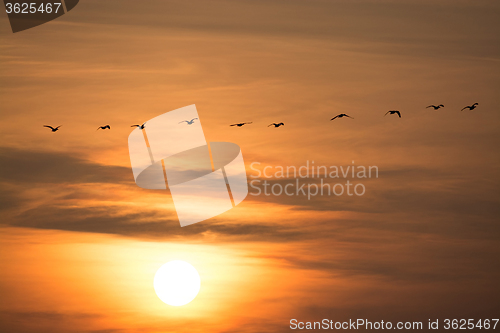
[6,203,307,242]
[0,147,308,241]
[0,146,132,185]
[269,241,500,283]
[67,0,500,59]
[0,311,103,333]
[1,146,498,243]
[247,168,500,224]
[0,184,27,211]
[0,311,101,321]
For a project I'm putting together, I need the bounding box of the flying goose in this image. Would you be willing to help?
[331,114,354,120]
[384,110,401,118]
[230,122,253,127]
[179,118,198,125]
[43,125,61,132]
[461,103,478,111]
[426,104,444,110]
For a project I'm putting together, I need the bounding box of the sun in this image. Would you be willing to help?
[153,260,201,306]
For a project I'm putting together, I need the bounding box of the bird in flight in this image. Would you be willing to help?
[385,110,401,118]
[331,114,354,120]
[461,103,479,111]
[268,122,285,128]
[426,104,444,110]
[97,125,111,130]
[43,125,61,132]
[131,122,146,129]
[230,122,253,127]
[179,118,198,125]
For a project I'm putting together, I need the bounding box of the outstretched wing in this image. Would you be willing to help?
[330,115,339,120]
[384,111,390,116]
[131,125,140,127]
[43,125,55,130]
[426,105,434,109]
[190,118,198,122]
[178,120,188,124]
[268,123,275,127]
[346,115,354,119]
[230,124,238,126]
[395,111,401,118]
[461,106,468,111]
[279,122,284,126]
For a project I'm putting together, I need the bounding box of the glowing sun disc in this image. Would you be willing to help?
[153,260,201,306]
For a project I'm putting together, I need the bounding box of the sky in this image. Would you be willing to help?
[0,0,499,332]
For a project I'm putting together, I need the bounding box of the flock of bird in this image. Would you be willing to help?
[326,103,478,121]
[43,103,479,132]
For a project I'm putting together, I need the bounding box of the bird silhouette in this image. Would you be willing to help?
[97,125,111,130]
[426,104,444,110]
[43,125,61,132]
[385,110,401,118]
[268,122,285,128]
[331,114,354,120]
[230,122,253,127]
[461,103,478,111]
[179,118,198,125]
[131,122,146,129]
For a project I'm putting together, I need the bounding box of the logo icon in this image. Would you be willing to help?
[128,105,248,227]
[4,0,79,33]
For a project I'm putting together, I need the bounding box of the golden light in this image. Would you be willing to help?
[153,260,201,306]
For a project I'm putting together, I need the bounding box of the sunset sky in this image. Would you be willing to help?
[1,1,499,332]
